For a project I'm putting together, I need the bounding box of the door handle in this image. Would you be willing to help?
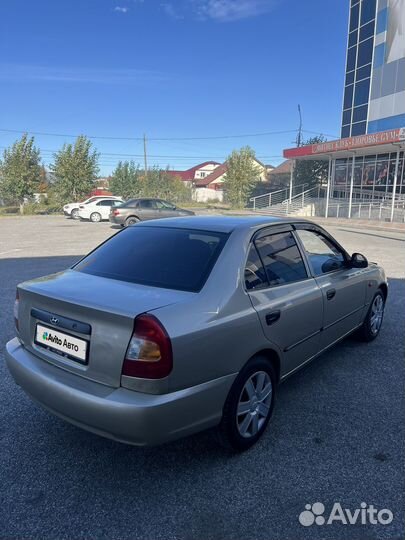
[265,310,281,326]
[326,289,336,300]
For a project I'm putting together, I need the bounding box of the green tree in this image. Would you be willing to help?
[0,134,42,213]
[223,146,262,207]
[293,135,330,188]
[141,167,192,203]
[51,135,99,202]
[110,161,142,199]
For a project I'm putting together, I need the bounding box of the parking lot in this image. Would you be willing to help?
[0,215,404,540]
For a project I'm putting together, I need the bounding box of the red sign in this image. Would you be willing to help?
[284,128,405,159]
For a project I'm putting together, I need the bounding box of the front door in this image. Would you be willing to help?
[295,226,367,351]
[246,226,323,377]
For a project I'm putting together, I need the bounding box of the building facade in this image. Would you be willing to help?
[342,0,405,138]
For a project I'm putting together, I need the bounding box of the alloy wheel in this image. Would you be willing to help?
[370,294,384,335]
[236,371,273,438]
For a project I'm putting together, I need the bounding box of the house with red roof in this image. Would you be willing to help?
[166,161,221,186]
[194,157,268,191]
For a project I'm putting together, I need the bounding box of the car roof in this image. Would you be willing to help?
[136,215,312,234]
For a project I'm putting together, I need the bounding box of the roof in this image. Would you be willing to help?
[135,215,308,234]
[195,163,228,187]
[166,161,221,182]
[268,160,293,175]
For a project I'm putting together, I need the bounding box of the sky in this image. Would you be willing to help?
[0,0,349,175]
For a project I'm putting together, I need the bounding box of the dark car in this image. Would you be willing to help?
[109,198,195,226]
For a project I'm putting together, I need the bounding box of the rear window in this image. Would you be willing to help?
[73,227,229,292]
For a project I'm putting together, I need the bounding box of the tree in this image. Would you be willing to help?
[223,146,262,207]
[293,136,330,188]
[109,161,142,199]
[0,134,42,213]
[141,167,191,202]
[51,135,99,202]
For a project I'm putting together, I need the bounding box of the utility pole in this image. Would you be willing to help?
[296,104,303,147]
[143,133,148,179]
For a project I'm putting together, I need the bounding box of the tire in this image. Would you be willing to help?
[125,216,139,227]
[71,208,79,220]
[217,356,276,452]
[90,212,102,223]
[358,290,385,342]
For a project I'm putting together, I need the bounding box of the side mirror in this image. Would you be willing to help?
[351,253,368,269]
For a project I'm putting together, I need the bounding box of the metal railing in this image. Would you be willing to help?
[250,183,309,210]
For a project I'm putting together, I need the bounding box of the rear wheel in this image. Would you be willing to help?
[71,208,79,220]
[90,212,102,223]
[218,356,276,452]
[125,216,139,227]
[358,290,385,342]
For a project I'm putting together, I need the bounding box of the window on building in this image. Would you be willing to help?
[342,109,352,125]
[344,84,354,109]
[341,125,351,139]
[360,20,375,42]
[361,0,376,25]
[352,104,368,123]
[347,46,357,72]
[356,64,372,81]
[354,78,370,106]
[350,3,360,31]
[351,121,367,136]
[346,71,355,85]
[357,38,373,67]
[349,29,358,48]
[255,232,308,287]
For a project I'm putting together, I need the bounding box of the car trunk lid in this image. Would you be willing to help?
[17,270,191,388]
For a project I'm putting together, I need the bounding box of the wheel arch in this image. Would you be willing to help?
[379,282,388,301]
[249,348,281,384]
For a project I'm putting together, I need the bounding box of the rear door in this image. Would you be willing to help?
[294,225,367,350]
[138,199,159,220]
[154,200,178,218]
[95,199,118,219]
[246,225,323,377]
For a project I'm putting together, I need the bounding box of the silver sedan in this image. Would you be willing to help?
[6,216,387,451]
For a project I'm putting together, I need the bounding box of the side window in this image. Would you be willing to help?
[245,244,268,291]
[296,230,345,276]
[255,231,308,287]
[139,200,153,209]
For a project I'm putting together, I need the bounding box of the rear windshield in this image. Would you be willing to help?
[73,226,229,292]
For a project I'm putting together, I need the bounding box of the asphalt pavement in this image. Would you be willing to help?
[0,216,404,540]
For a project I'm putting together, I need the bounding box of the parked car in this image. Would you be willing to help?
[63,196,122,220]
[109,198,195,226]
[78,197,124,222]
[6,217,387,451]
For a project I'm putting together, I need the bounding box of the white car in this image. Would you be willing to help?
[63,196,122,220]
[78,197,124,222]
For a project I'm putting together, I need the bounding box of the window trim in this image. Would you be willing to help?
[243,225,311,293]
[292,224,351,278]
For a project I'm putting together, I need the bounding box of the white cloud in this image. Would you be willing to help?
[114,6,129,13]
[0,65,167,86]
[161,3,184,20]
[197,0,276,22]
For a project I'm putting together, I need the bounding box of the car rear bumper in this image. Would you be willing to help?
[109,215,125,225]
[6,338,235,446]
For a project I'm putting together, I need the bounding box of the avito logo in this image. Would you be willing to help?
[299,502,393,527]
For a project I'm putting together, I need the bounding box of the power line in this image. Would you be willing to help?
[0,127,300,141]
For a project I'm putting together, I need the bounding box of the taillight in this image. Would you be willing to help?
[122,315,173,379]
[113,210,120,216]
[14,289,20,331]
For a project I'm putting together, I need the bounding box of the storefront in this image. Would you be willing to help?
[283,127,405,221]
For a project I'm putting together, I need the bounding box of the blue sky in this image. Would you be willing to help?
[0,0,348,175]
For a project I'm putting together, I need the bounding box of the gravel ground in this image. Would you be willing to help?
[0,215,404,540]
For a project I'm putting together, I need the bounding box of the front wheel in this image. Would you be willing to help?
[217,356,276,452]
[358,290,385,342]
[71,208,79,220]
[90,212,102,223]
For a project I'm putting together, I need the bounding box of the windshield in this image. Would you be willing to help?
[73,226,229,292]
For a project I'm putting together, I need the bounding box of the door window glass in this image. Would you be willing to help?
[255,232,307,287]
[139,200,154,209]
[297,230,345,276]
[245,244,268,291]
